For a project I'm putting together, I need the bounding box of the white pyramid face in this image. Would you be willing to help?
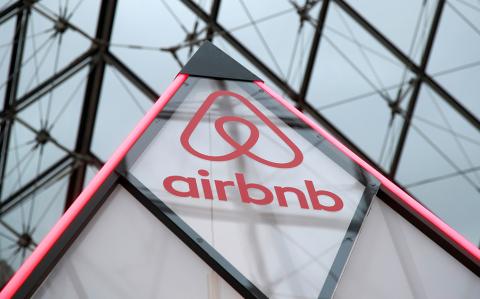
[33,186,241,299]
[128,77,378,298]
[333,198,480,299]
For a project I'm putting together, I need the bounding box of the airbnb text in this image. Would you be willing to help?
[163,169,344,211]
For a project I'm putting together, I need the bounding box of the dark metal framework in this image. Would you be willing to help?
[0,0,479,286]
[65,0,118,208]
[9,73,479,298]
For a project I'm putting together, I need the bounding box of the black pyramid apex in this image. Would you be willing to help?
[180,41,261,82]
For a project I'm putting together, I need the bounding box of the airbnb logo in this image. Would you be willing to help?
[180,90,303,168]
[164,89,344,212]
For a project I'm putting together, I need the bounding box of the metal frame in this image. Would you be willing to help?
[334,0,480,132]
[1,0,476,215]
[0,2,30,200]
[389,0,445,177]
[298,0,330,108]
[2,66,479,298]
[178,0,480,182]
[65,0,118,209]
[1,0,480,291]
[0,155,72,215]
[206,0,222,41]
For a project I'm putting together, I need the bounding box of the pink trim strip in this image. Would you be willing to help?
[255,80,480,262]
[0,74,189,298]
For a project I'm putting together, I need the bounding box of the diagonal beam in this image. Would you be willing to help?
[0,48,94,120]
[65,0,118,209]
[334,0,480,132]
[206,0,222,41]
[0,0,22,25]
[389,0,445,177]
[0,155,72,215]
[0,4,30,200]
[104,51,158,100]
[298,0,331,108]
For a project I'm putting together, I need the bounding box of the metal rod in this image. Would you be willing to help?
[334,0,480,132]
[65,0,118,209]
[298,0,330,107]
[0,48,94,119]
[0,155,72,215]
[0,5,30,200]
[0,0,22,25]
[390,0,445,177]
[206,0,222,41]
[104,51,158,100]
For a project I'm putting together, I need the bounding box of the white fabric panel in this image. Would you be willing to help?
[33,186,240,299]
[334,198,480,299]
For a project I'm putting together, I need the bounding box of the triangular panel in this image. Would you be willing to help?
[181,41,260,81]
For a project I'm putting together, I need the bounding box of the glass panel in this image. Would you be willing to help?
[427,1,480,118]
[82,164,98,189]
[219,0,315,91]
[1,67,87,200]
[38,0,100,36]
[433,62,480,119]
[1,121,66,201]
[33,186,240,299]
[110,0,206,94]
[128,77,377,298]
[17,9,90,97]
[16,66,88,149]
[0,172,69,287]
[307,2,416,170]
[91,66,153,160]
[333,197,480,299]
[346,0,439,63]
[428,0,480,73]
[396,83,480,245]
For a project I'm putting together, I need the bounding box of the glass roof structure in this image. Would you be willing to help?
[0,0,479,288]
